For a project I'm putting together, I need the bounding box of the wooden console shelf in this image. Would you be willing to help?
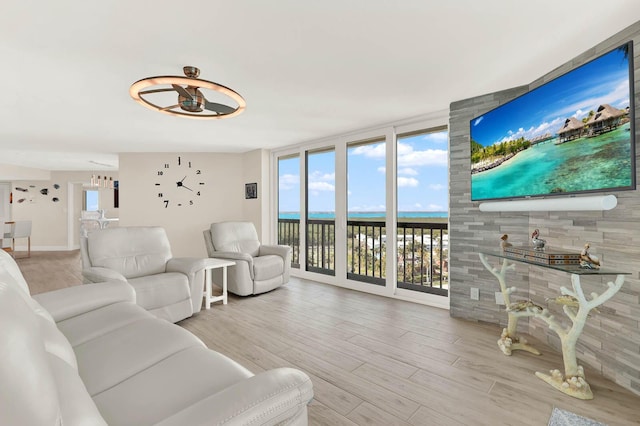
[478,250,629,400]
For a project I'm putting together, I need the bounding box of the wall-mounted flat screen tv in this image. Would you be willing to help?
[470,42,635,201]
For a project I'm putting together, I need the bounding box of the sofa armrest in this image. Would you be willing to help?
[156,368,313,426]
[82,266,126,284]
[166,257,210,276]
[166,257,209,314]
[212,251,254,279]
[259,245,291,260]
[210,251,254,264]
[33,281,136,323]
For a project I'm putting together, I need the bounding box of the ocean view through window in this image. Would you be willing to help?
[277,127,449,296]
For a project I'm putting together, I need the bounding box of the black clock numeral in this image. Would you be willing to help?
[163,200,169,208]
[164,163,169,168]
[157,171,163,176]
[197,191,200,196]
[199,182,205,185]
[196,169,201,174]
[158,193,163,197]
[178,156,181,165]
[188,161,192,168]
[190,200,194,205]
[178,203,182,206]
[154,183,160,186]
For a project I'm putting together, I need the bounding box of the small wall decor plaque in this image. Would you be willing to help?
[245,182,257,199]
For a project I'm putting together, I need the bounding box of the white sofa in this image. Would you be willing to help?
[0,250,313,425]
[203,221,291,296]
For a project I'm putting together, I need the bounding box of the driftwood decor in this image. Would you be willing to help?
[478,252,626,400]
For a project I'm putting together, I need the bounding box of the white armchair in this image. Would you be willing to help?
[80,226,208,323]
[203,221,291,296]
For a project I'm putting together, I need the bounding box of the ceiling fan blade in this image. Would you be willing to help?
[160,104,180,111]
[172,84,193,99]
[203,99,235,114]
[139,88,175,95]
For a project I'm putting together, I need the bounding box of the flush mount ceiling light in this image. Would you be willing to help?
[129,66,246,119]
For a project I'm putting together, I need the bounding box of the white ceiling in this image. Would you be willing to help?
[1,1,639,171]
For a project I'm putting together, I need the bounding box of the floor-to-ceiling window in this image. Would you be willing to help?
[277,155,301,268]
[272,115,449,306]
[347,138,386,285]
[306,148,335,275]
[396,128,449,295]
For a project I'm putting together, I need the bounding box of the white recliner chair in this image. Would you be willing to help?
[81,226,208,323]
[203,221,291,296]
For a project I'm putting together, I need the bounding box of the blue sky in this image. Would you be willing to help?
[278,130,448,214]
[471,45,630,147]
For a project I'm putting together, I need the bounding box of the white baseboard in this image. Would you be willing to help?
[13,245,73,252]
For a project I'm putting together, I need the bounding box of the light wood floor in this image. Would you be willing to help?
[18,251,640,426]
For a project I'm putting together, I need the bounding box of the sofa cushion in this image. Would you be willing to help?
[93,346,253,425]
[49,354,106,425]
[87,227,172,278]
[253,254,284,281]
[74,318,205,395]
[57,302,151,347]
[129,272,191,311]
[38,315,78,370]
[210,222,261,256]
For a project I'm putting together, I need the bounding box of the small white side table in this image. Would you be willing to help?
[202,258,235,309]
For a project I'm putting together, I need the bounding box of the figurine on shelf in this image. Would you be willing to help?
[531,229,546,251]
[500,234,512,250]
[580,243,600,269]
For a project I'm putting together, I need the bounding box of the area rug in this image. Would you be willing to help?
[548,408,607,426]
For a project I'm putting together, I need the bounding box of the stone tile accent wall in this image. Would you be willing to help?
[449,21,640,395]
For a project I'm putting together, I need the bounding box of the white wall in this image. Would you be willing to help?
[119,152,266,257]
[242,149,270,242]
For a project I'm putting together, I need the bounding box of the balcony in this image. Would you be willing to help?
[278,218,448,296]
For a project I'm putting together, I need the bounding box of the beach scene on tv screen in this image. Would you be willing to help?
[470,44,633,201]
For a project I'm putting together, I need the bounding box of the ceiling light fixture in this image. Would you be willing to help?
[129,66,246,119]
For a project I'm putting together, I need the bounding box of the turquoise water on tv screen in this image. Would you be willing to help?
[471,122,633,200]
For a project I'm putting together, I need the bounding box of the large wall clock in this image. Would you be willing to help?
[155,155,204,208]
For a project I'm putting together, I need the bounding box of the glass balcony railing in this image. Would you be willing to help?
[277,218,448,296]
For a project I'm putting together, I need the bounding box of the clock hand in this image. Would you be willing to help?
[182,185,193,191]
[176,176,187,188]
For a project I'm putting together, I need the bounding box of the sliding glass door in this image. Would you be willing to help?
[277,155,301,268]
[306,149,335,275]
[396,128,449,295]
[346,138,386,285]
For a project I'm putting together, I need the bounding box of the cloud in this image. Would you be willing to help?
[278,173,299,190]
[397,177,419,187]
[307,170,335,193]
[497,116,564,144]
[428,203,444,211]
[421,131,448,144]
[377,166,386,174]
[350,143,386,158]
[310,171,335,181]
[308,181,335,191]
[429,183,445,191]
[397,142,447,167]
[473,117,484,126]
[414,203,422,208]
[398,167,418,176]
[349,204,386,212]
